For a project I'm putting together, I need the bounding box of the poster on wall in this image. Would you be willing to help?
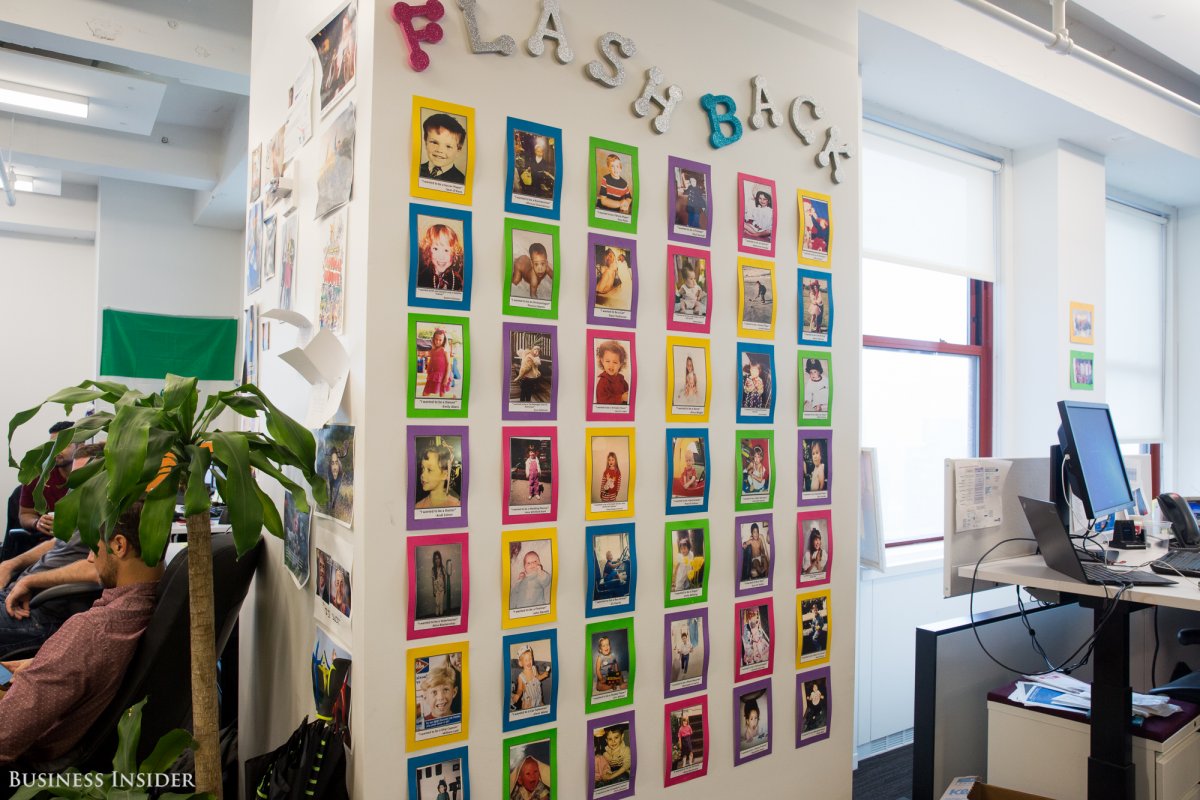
[799,268,833,347]
[283,490,311,589]
[262,214,278,282]
[311,627,351,733]
[502,628,559,732]
[1069,301,1095,345]
[279,212,298,311]
[664,697,708,786]
[242,304,258,385]
[406,425,468,530]
[1070,350,1095,391]
[664,608,709,698]
[266,125,286,201]
[246,201,263,296]
[797,590,831,667]
[501,527,558,629]
[411,96,474,205]
[285,61,314,159]
[665,336,710,422]
[737,257,777,339]
[503,218,560,319]
[734,678,772,765]
[799,349,832,426]
[736,343,776,424]
[406,532,469,639]
[667,156,712,247]
[796,667,832,747]
[504,729,556,800]
[585,523,637,618]
[738,173,777,257]
[734,513,773,596]
[735,430,775,511]
[664,520,709,607]
[318,207,347,334]
[587,330,636,422]
[666,245,712,334]
[249,144,262,203]
[799,430,832,505]
[503,322,558,421]
[506,117,562,220]
[587,711,636,800]
[407,314,470,417]
[407,641,468,750]
[589,136,639,233]
[797,188,832,267]
[408,203,472,311]
[588,232,639,328]
[665,429,709,514]
[315,103,356,219]
[313,528,353,636]
[502,426,557,524]
[735,597,774,682]
[797,509,833,587]
[585,428,636,520]
[314,423,354,526]
[586,616,635,713]
[309,0,357,117]
[407,746,469,800]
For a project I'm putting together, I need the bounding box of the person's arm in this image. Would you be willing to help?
[0,538,56,589]
[512,674,525,705]
[6,559,99,619]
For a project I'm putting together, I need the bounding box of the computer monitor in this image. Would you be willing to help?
[1053,400,1134,523]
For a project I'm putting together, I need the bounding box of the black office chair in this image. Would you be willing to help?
[5,487,19,535]
[1148,628,1200,704]
[1,486,53,564]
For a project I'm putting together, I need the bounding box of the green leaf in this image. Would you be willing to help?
[67,458,106,489]
[138,475,177,566]
[113,698,148,776]
[162,375,198,413]
[44,385,109,411]
[15,441,52,486]
[218,395,265,418]
[183,445,213,517]
[239,386,317,478]
[138,728,197,775]
[52,489,82,540]
[248,450,309,512]
[254,482,284,540]
[105,406,159,507]
[77,469,113,549]
[137,427,179,487]
[209,432,262,556]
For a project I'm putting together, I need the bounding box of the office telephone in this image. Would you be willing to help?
[1157,492,1200,548]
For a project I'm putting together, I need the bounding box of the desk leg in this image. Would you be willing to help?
[1087,601,1135,800]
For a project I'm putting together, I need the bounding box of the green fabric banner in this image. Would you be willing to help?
[100,308,238,381]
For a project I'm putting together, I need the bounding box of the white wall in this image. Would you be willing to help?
[1173,207,1200,493]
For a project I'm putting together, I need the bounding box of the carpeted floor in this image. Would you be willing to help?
[853,744,912,800]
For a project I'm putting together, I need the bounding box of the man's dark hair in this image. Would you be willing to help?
[48,421,72,435]
[422,113,466,146]
[106,501,145,557]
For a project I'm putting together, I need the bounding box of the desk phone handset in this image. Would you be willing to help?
[1157,492,1200,548]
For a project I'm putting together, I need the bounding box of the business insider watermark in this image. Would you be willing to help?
[10,771,197,790]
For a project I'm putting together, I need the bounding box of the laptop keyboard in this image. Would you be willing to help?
[1151,549,1200,578]
[1080,562,1176,585]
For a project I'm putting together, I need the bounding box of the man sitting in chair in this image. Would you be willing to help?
[0,501,161,764]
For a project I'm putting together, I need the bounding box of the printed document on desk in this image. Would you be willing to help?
[954,459,1011,533]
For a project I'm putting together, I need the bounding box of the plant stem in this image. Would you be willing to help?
[186,512,222,798]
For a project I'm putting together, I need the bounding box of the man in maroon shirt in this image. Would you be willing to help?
[16,421,76,537]
[0,502,161,765]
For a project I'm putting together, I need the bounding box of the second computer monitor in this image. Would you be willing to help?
[1056,400,1134,522]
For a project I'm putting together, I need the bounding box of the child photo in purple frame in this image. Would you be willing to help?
[663,607,709,698]
[501,322,558,421]
[734,678,772,765]
[587,711,636,800]
[587,232,639,328]
[667,156,712,247]
[406,425,469,530]
[796,667,831,746]
[734,514,774,597]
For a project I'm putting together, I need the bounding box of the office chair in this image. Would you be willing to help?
[1148,628,1200,705]
[5,486,19,535]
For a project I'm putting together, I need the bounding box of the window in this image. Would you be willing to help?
[860,124,999,546]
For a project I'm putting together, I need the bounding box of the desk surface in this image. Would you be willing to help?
[959,555,1200,613]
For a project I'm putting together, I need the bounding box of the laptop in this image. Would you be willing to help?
[1019,497,1177,586]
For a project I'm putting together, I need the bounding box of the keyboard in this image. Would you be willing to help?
[1151,549,1200,578]
[1080,562,1177,585]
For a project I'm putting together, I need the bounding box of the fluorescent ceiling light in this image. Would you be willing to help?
[0,79,88,118]
[13,179,33,192]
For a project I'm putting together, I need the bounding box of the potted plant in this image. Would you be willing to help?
[7,375,327,798]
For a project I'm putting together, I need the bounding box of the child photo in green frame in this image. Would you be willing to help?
[408,313,471,418]
[589,137,639,234]
[503,217,561,319]
[664,520,710,607]
[735,430,776,511]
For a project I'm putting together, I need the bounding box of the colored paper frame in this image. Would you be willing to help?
[406,640,469,751]
[737,172,778,257]
[734,678,773,766]
[585,523,638,618]
[503,728,558,800]
[663,519,710,608]
[798,429,832,507]
[734,512,774,598]
[666,155,713,247]
[501,321,559,421]
[586,329,637,422]
[734,597,775,682]
[407,203,473,311]
[407,746,470,800]
[405,532,470,640]
[796,667,832,747]
[585,616,637,714]
[665,336,711,422]
[665,428,711,515]
[1070,349,1095,391]
[500,527,558,629]
[797,589,832,668]
[501,628,559,732]
[502,218,562,320]
[588,136,639,234]
[797,188,832,267]
[736,256,777,339]
[411,95,475,205]
[665,244,713,334]
[797,509,833,588]
[405,425,469,531]
[587,231,640,329]
[663,607,710,698]
[1069,301,1095,345]
[663,696,709,786]
[586,711,637,800]
[799,268,834,346]
[798,348,833,427]
[735,342,776,424]
[407,313,471,418]
[501,426,559,525]
[585,427,637,521]
[734,429,776,511]
[505,116,563,220]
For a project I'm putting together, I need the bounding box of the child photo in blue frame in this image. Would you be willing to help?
[502,629,559,732]
[665,428,710,515]
[407,745,470,800]
[505,117,563,220]
[408,203,473,311]
[585,523,637,618]
[736,342,776,424]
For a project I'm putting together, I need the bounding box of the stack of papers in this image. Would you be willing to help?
[1009,672,1182,720]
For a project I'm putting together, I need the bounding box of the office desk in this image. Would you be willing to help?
[959,557,1200,800]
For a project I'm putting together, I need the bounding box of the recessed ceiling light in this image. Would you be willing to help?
[0,79,89,118]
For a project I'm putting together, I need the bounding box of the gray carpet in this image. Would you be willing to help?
[853,744,912,800]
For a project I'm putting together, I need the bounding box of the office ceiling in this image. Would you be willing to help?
[1072,0,1200,79]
